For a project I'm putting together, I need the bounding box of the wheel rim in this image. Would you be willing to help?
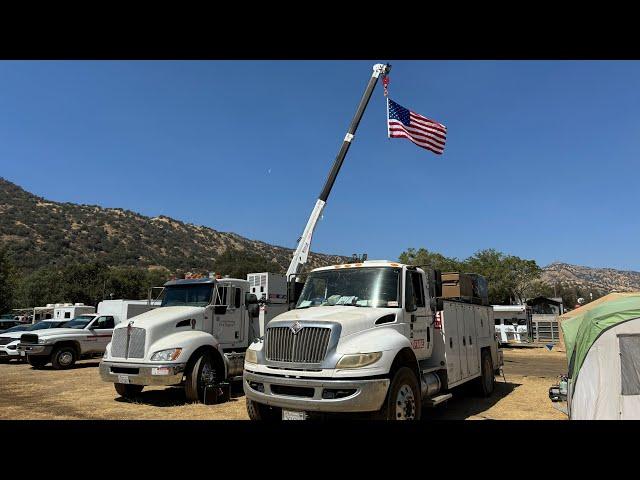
[200,360,215,387]
[395,384,416,420]
[59,351,73,366]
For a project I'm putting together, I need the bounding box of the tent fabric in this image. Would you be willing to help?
[571,320,640,419]
[560,294,640,378]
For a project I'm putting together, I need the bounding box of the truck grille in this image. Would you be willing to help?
[20,334,39,345]
[265,326,331,363]
[0,337,14,345]
[111,327,146,359]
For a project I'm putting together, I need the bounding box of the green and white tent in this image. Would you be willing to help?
[562,293,640,419]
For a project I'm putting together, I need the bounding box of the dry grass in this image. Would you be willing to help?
[0,347,567,420]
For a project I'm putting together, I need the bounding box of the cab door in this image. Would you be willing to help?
[88,316,115,353]
[405,269,430,361]
[213,284,243,346]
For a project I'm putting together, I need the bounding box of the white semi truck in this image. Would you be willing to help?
[99,276,287,402]
[244,260,502,420]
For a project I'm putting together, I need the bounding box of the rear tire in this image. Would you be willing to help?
[476,349,495,397]
[246,398,282,421]
[114,383,144,399]
[51,345,77,370]
[27,356,49,368]
[376,367,422,420]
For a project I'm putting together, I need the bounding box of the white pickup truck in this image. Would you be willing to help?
[18,300,158,369]
[243,260,503,420]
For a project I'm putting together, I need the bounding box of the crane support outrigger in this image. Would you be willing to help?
[285,63,392,282]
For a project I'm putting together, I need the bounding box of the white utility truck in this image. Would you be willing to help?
[18,300,158,369]
[243,260,502,420]
[99,276,282,403]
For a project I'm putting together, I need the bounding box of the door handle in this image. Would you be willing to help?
[463,337,466,346]
[469,336,472,345]
[449,337,453,348]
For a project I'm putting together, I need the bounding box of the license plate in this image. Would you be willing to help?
[282,410,307,420]
[117,374,130,384]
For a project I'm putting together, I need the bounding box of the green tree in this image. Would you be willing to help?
[0,248,16,313]
[398,247,462,272]
[212,249,281,279]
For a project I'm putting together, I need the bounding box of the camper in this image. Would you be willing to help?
[550,293,640,419]
[53,303,95,321]
[493,305,531,344]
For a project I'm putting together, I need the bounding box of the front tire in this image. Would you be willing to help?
[185,351,219,404]
[246,398,282,421]
[27,356,49,368]
[376,367,422,420]
[51,345,77,370]
[114,383,144,399]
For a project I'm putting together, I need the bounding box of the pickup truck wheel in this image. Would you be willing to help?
[476,349,495,397]
[185,352,218,404]
[246,398,282,421]
[51,346,77,370]
[377,367,421,421]
[114,383,144,398]
[27,356,49,368]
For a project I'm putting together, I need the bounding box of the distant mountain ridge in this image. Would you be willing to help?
[542,262,640,293]
[0,177,348,273]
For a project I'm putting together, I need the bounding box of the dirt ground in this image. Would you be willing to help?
[0,346,567,420]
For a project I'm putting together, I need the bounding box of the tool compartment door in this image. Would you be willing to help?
[457,303,469,378]
[442,303,462,385]
[466,306,480,377]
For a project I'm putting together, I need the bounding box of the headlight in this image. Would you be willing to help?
[37,338,47,344]
[245,349,258,364]
[336,352,382,369]
[150,348,183,361]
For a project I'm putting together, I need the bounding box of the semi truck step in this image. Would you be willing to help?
[424,393,452,407]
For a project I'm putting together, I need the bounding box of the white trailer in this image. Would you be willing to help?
[97,299,160,324]
[493,304,531,344]
[53,303,96,321]
[243,260,502,420]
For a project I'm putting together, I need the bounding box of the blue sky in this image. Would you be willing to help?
[1,61,639,271]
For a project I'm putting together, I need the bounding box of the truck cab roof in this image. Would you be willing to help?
[163,278,248,287]
[311,260,407,272]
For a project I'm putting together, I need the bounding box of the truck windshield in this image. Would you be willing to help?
[296,267,401,308]
[61,317,94,329]
[161,285,214,307]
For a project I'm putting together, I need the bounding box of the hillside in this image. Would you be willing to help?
[542,262,640,294]
[0,177,347,273]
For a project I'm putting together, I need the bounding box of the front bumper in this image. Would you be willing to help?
[0,346,21,358]
[243,369,390,413]
[99,360,186,386]
[17,344,53,356]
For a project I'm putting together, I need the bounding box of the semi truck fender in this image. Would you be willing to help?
[147,330,222,372]
[337,327,414,375]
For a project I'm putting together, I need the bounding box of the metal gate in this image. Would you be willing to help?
[531,314,560,343]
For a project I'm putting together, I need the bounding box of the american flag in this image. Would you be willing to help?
[387,98,447,154]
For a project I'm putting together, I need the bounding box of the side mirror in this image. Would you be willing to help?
[248,303,260,318]
[214,305,228,315]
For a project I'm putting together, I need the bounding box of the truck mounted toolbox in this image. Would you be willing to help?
[441,272,474,298]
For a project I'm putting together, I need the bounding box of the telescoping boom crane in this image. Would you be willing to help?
[285,63,391,281]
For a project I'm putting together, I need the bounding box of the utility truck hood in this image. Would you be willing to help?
[271,306,397,337]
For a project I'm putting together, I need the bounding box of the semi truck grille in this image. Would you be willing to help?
[20,334,39,345]
[265,326,331,363]
[0,337,14,345]
[111,327,146,359]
